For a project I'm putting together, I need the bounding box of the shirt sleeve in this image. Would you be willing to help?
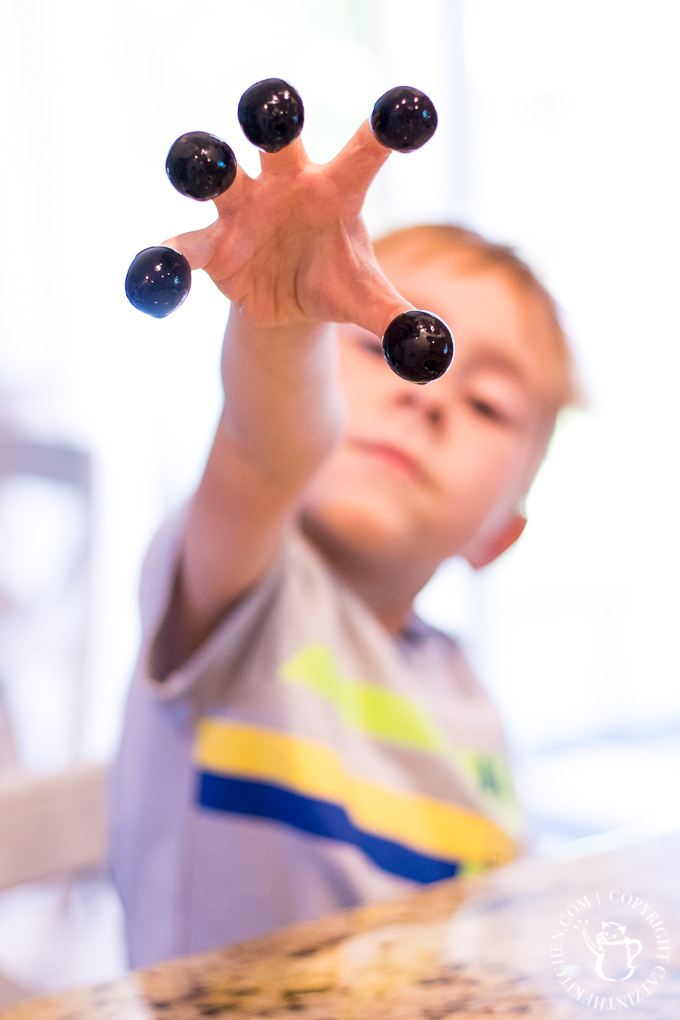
[135,502,290,705]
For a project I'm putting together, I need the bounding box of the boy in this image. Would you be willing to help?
[109,120,577,968]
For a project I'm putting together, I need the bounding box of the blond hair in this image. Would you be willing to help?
[373,224,583,413]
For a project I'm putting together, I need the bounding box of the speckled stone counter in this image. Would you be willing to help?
[2,826,678,1019]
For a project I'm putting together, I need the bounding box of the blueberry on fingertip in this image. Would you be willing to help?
[382,311,453,384]
[238,78,304,153]
[371,87,438,152]
[166,131,237,201]
[125,246,191,318]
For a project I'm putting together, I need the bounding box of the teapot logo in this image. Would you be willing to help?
[549,890,670,1010]
[581,920,642,982]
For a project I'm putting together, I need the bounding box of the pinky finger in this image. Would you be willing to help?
[382,310,454,385]
[354,292,454,385]
[348,270,453,385]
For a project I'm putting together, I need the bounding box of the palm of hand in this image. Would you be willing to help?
[166,123,410,338]
[130,84,453,384]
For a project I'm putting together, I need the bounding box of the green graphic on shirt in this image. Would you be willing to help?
[279,642,449,756]
[452,749,515,802]
[279,642,523,838]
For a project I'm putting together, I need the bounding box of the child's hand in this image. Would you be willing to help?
[164,122,411,339]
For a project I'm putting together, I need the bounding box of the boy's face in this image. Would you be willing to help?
[300,253,562,577]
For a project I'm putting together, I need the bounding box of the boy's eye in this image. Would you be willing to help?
[469,397,506,423]
[359,336,384,358]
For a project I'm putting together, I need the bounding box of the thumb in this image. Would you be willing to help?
[161,223,218,272]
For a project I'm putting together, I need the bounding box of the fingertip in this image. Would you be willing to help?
[165,131,237,201]
[238,77,304,154]
[382,309,454,384]
[369,86,438,152]
[357,117,391,155]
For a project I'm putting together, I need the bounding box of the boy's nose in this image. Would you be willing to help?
[393,377,447,428]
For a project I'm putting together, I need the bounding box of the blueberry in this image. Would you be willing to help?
[370,87,437,152]
[166,131,237,201]
[238,78,304,153]
[125,246,191,318]
[382,311,454,384]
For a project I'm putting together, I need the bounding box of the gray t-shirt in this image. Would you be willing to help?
[109,509,525,968]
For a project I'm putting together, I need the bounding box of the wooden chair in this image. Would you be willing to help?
[0,429,111,1003]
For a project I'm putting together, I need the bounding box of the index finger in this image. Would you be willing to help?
[327,120,393,202]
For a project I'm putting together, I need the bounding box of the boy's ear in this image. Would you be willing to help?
[464,512,527,570]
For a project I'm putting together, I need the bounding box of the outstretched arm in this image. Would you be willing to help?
[152,111,415,675]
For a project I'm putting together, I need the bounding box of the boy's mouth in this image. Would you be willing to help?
[349,439,424,481]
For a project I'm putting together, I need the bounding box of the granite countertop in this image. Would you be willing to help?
[2,826,678,1019]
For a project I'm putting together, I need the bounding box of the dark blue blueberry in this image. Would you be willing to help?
[382,311,453,384]
[166,131,237,201]
[371,87,437,152]
[125,246,191,318]
[238,78,304,153]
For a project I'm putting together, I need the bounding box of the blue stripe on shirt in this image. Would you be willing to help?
[198,771,461,884]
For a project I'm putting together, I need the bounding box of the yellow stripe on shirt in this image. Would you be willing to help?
[194,717,516,867]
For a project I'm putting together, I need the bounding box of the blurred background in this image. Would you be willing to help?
[1,0,679,1002]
